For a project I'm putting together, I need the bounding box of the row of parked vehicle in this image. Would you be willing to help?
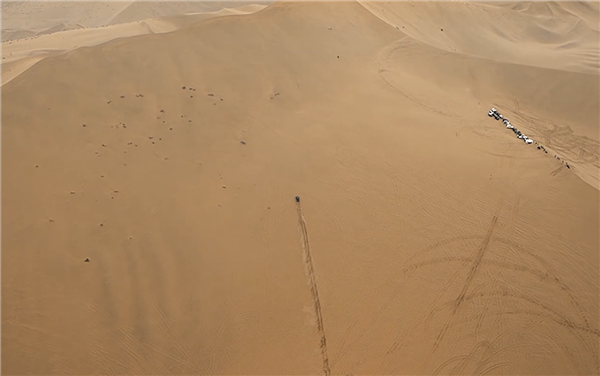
[488,108,533,144]
[487,107,571,169]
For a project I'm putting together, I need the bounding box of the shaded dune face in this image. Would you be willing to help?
[0,2,273,85]
[2,1,598,375]
[0,1,275,41]
[361,1,600,74]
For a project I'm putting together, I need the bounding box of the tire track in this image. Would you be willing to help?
[431,213,499,354]
[405,235,596,332]
[380,187,595,372]
[445,309,597,375]
[455,125,543,160]
[428,288,600,337]
[334,223,480,367]
[474,278,498,340]
[434,331,517,376]
[296,199,331,376]
[376,53,458,119]
[403,242,599,370]
[153,305,191,363]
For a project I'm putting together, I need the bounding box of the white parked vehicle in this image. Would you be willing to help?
[525,139,533,144]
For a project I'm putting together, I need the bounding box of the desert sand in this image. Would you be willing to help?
[1,1,271,85]
[1,1,275,39]
[2,1,599,375]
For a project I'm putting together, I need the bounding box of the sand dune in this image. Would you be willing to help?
[2,1,599,375]
[107,1,272,25]
[360,1,599,74]
[1,1,135,40]
[0,1,273,40]
[1,3,270,85]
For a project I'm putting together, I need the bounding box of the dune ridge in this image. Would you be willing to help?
[1,3,271,85]
[359,1,599,74]
[1,1,274,41]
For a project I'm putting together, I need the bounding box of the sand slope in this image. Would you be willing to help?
[0,1,274,41]
[360,1,599,74]
[3,1,599,375]
[1,1,135,41]
[1,2,270,85]
[107,1,272,25]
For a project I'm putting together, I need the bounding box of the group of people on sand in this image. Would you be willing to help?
[487,107,570,169]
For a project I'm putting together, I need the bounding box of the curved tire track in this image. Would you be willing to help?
[430,214,499,354]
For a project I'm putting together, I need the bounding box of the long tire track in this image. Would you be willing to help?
[431,213,499,355]
[296,200,331,376]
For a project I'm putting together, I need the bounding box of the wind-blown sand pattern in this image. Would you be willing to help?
[2,1,599,375]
